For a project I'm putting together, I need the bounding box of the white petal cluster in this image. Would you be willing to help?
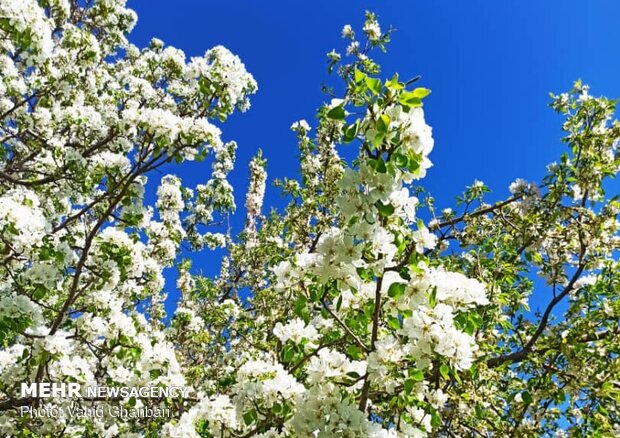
[0,0,54,60]
[0,189,48,256]
[291,383,403,437]
[245,154,267,218]
[163,395,238,438]
[426,267,489,308]
[386,106,435,180]
[273,318,319,344]
[376,267,488,371]
[306,348,367,385]
[187,46,258,113]
[363,19,382,42]
[234,358,305,409]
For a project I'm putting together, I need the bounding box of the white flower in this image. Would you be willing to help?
[426,388,448,408]
[41,331,72,356]
[509,178,529,194]
[327,49,341,62]
[572,184,583,201]
[187,45,257,112]
[346,41,360,56]
[0,0,54,59]
[0,189,48,255]
[273,318,319,344]
[290,119,311,132]
[387,188,419,222]
[412,227,437,253]
[427,267,489,308]
[342,24,354,38]
[164,395,237,438]
[329,98,345,109]
[363,19,382,41]
[235,359,304,406]
[306,348,367,384]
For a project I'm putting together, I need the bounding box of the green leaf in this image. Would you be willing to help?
[408,154,420,171]
[354,68,366,84]
[532,252,543,264]
[347,371,361,379]
[347,345,363,360]
[243,409,258,425]
[392,152,408,168]
[130,347,142,361]
[376,114,390,133]
[465,312,482,336]
[404,378,415,394]
[282,345,294,363]
[365,76,382,95]
[412,87,432,99]
[33,287,46,301]
[431,411,442,428]
[556,391,566,403]
[453,369,462,384]
[309,288,319,302]
[387,282,406,299]
[398,92,422,107]
[372,131,385,148]
[343,121,359,143]
[386,73,403,90]
[294,295,307,317]
[409,369,424,381]
[327,105,346,121]
[440,364,450,380]
[368,158,387,173]
[387,316,401,330]
[376,202,394,217]
[428,286,437,308]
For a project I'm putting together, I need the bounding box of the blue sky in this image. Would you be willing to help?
[126,1,620,308]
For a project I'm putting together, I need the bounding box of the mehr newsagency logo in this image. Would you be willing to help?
[18,383,189,419]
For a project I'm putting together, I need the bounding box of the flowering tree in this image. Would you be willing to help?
[1,1,619,437]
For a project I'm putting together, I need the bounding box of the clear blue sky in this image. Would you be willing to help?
[126,0,620,308]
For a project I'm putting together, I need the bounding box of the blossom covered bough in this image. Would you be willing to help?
[0,1,619,437]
